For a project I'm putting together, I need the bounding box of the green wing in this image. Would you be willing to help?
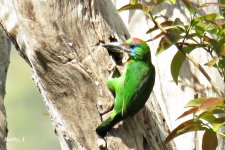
[122,61,155,117]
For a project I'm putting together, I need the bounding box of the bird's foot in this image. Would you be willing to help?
[115,121,123,128]
[108,56,117,71]
[97,138,107,150]
[122,53,129,64]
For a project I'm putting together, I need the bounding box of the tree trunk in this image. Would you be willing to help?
[0,0,174,149]
[0,27,10,150]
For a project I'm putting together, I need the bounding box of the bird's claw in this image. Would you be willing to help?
[108,56,117,71]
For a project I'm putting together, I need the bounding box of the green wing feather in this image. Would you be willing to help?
[122,61,155,117]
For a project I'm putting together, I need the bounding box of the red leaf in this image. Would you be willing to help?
[202,130,218,150]
[177,107,198,120]
[198,97,225,113]
[165,119,207,143]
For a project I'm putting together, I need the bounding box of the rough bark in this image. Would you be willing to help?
[0,0,174,149]
[0,27,10,150]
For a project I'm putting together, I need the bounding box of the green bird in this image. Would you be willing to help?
[96,38,155,137]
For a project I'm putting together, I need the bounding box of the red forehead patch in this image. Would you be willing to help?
[132,38,145,43]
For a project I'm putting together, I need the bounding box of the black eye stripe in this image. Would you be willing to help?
[130,43,135,49]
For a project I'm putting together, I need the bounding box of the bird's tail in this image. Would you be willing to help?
[96,112,122,137]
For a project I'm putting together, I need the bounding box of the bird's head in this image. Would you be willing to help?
[102,38,151,62]
[124,38,150,61]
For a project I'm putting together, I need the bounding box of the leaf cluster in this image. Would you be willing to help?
[118,0,225,149]
[118,0,225,82]
[165,97,225,150]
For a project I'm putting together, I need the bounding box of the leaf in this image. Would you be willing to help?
[117,3,143,12]
[177,107,198,120]
[170,0,176,4]
[185,97,206,107]
[195,13,224,22]
[200,108,225,116]
[146,32,164,42]
[212,117,225,132]
[195,24,205,36]
[170,45,195,84]
[193,13,224,33]
[203,35,219,51]
[146,20,173,34]
[173,18,184,26]
[157,36,170,55]
[181,0,195,14]
[130,0,138,5]
[206,56,219,67]
[186,33,198,39]
[198,97,225,114]
[156,27,183,55]
[197,111,216,124]
[219,43,225,57]
[218,58,225,69]
[156,0,168,4]
[202,130,218,150]
[165,119,207,143]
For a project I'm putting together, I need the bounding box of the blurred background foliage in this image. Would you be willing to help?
[5,47,60,150]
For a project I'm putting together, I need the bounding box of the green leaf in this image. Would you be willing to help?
[165,119,207,143]
[186,33,198,39]
[117,3,143,12]
[219,43,225,57]
[156,27,183,55]
[185,98,206,107]
[204,13,224,20]
[218,58,225,69]
[221,0,225,4]
[212,117,225,132]
[195,109,225,125]
[130,0,138,5]
[202,130,218,150]
[173,18,184,26]
[170,0,176,4]
[203,35,219,52]
[170,45,195,84]
[197,111,216,124]
[195,24,205,37]
[196,13,224,21]
[157,36,170,55]
[156,0,168,4]
[193,13,224,33]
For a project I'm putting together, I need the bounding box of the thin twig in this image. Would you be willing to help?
[147,13,224,97]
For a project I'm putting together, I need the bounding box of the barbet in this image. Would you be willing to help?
[96,38,155,137]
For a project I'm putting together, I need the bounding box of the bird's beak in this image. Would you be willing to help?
[102,42,130,53]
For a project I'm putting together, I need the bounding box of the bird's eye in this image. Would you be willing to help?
[130,43,135,49]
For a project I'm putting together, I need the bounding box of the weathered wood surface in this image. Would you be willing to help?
[0,27,10,150]
[0,0,174,149]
